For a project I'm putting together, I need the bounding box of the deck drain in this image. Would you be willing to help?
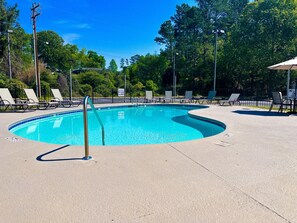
[5,137,23,142]
[214,141,232,147]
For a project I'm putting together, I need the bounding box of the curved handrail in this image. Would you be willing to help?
[83,96,105,160]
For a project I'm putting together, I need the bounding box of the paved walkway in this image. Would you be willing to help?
[0,104,296,222]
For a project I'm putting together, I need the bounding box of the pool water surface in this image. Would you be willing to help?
[10,105,225,146]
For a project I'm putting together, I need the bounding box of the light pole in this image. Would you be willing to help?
[173,52,178,97]
[124,66,127,102]
[31,3,40,98]
[213,29,224,92]
[68,59,74,100]
[7,29,13,79]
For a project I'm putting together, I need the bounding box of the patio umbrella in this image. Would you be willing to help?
[268,57,297,97]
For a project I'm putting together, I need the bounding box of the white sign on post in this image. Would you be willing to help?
[288,89,296,99]
[118,88,125,97]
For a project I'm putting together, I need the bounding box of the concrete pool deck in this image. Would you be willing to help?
[0,104,296,222]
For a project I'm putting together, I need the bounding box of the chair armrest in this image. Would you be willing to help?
[282,98,292,103]
[26,98,38,104]
[51,98,60,102]
[0,99,11,105]
[16,99,28,104]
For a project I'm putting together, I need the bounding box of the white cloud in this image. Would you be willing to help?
[55,20,69,24]
[74,23,91,29]
[62,33,80,44]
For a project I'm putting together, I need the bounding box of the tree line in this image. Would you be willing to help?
[1,0,297,100]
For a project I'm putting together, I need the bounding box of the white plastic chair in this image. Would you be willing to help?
[163,91,172,103]
[144,90,154,103]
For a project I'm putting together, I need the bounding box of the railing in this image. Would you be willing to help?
[83,96,105,160]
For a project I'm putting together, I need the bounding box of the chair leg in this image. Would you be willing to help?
[279,104,283,113]
[269,103,273,112]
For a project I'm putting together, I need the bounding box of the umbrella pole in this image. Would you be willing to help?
[287,70,291,97]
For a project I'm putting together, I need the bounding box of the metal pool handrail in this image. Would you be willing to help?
[83,96,105,160]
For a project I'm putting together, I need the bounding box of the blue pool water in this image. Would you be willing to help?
[9,105,225,146]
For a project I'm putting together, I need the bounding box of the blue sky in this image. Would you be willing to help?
[7,0,196,68]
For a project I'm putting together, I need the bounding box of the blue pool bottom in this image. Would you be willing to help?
[9,105,225,146]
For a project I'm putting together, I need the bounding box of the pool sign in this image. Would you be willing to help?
[118,88,125,97]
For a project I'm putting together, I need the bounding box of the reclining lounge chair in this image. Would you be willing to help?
[51,88,81,107]
[24,88,59,109]
[180,91,193,103]
[0,88,36,112]
[144,90,154,103]
[219,93,240,106]
[163,91,173,103]
[197,91,217,104]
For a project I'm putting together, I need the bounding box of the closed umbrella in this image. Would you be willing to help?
[268,57,297,97]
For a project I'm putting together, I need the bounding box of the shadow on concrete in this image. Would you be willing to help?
[36,145,83,162]
[233,110,290,117]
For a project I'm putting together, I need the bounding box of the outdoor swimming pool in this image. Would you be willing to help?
[9,105,225,146]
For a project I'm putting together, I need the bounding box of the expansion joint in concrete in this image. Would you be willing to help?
[167,143,292,223]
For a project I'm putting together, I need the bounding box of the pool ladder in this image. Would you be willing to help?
[83,96,105,160]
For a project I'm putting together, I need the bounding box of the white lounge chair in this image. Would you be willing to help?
[163,91,172,103]
[51,88,81,107]
[24,88,58,109]
[144,90,154,103]
[0,88,36,111]
[219,93,240,106]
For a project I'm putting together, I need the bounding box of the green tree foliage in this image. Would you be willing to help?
[77,70,115,97]
[4,78,27,98]
[120,58,125,69]
[155,20,175,49]
[108,59,118,73]
[2,0,297,99]
[37,31,105,72]
[145,80,158,92]
[223,0,297,96]
[0,0,32,79]
[79,84,92,96]
[0,0,19,58]
[85,50,105,68]
[130,55,141,65]
[37,30,65,70]
[131,81,144,96]
[128,54,169,90]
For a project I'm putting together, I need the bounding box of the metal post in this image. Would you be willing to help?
[213,30,218,92]
[7,30,13,79]
[69,67,72,100]
[287,70,291,97]
[124,72,126,103]
[31,3,41,98]
[173,53,176,97]
[83,96,92,160]
[32,27,39,97]
[293,78,297,113]
[111,89,114,103]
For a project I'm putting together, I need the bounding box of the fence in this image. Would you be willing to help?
[11,85,273,108]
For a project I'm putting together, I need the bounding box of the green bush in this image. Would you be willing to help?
[5,79,28,98]
[41,81,51,100]
[79,84,92,96]
[145,80,158,92]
